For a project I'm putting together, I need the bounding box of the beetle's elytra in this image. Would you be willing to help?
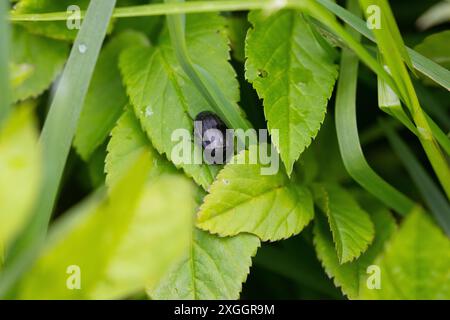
[194,111,229,164]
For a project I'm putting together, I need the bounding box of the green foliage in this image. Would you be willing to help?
[245,10,338,175]
[314,206,396,299]
[19,155,194,299]
[415,30,450,75]
[151,229,260,299]
[313,183,374,263]
[2,0,450,301]
[119,13,244,189]
[74,31,149,160]
[105,109,176,187]
[0,105,40,251]
[11,26,68,102]
[360,209,450,299]
[14,0,90,40]
[197,148,314,241]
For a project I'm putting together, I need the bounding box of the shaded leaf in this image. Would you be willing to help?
[313,183,375,263]
[415,31,450,71]
[0,105,41,250]
[74,31,149,160]
[314,206,396,299]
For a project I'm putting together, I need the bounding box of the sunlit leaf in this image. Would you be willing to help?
[360,209,450,299]
[245,10,338,175]
[0,105,40,250]
[197,148,314,241]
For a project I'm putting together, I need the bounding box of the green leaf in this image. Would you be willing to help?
[0,0,11,123]
[226,15,249,63]
[11,26,68,102]
[0,0,117,297]
[314,206,397,299]
[151,229,260,300]
[108,109,260,300]
[14,0,90,41]
[105,108,176,188]
[119,13,242,189]
[313,183,375,264]
[197,148,314,241]
[414,31,450,72]
[19,155,194,299]
[245,10,339,175]
[0,105,40,250]
[74,31,149,160]
[360,209,450,299]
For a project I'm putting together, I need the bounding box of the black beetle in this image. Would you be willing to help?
[194,111,230,164]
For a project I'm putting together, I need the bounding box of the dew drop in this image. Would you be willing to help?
[145,106,154,117]
[222,179,229,185]
[78,43,87,54]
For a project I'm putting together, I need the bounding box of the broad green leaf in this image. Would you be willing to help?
[105,108,176,187]
[74,31,149,160]
[0,105,40,250]
[19,155,194,299]
[197,149,314,241]
[360,209,450,300]
[245,10,339,175]
[314,206,396,299]
[313,183,375,263]
[120,13,241,189]
[151,229,260,300]
[415,31,450,72]
[11,26,68,102]
[108,109,260,300]
[14,0,90,41]
[10,62,34,88]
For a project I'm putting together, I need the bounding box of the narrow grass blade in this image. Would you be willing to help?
[359,0,450,199]
[334,0,415,216]
[0,0,11,124]
[381,121,450,236]
[316,0,450,91]
[164,0,251,131]
[0,0,117,297]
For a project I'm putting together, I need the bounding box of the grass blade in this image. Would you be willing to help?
[0,0,11,124]
[381,121,450,236]
[0,0,117,297]
[316,0,450,91]
[164,0,251,131]
[334,0,415,216]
